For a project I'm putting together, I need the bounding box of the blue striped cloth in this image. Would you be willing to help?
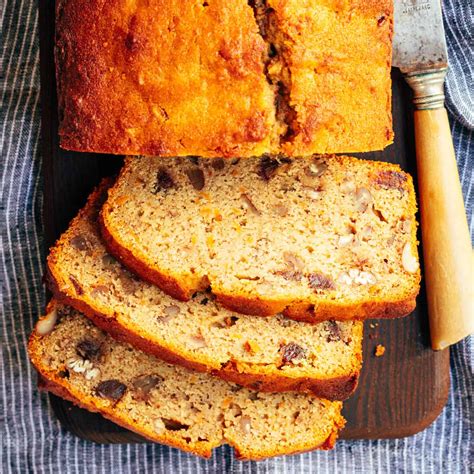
[1,0,472,472]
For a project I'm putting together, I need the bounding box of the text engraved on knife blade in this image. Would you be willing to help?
[401,0,431,14]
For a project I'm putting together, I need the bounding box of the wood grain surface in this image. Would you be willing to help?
[38,0,450,443]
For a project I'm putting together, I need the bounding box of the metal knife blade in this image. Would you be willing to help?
[393,0,448,74]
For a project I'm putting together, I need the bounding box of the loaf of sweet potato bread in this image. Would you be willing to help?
[47,181,363,400]
[29,302,346,460]
[56,0,393,156]
[101,155,420,320]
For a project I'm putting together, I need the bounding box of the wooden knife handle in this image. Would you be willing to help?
[414,107,474,350]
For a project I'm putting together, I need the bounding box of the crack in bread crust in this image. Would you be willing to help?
[247,0,298,142]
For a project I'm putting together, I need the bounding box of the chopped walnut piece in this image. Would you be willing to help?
[85,368,101,381]
[348,269,377,285]
[400,219,412,234]
[325,321,342,343]
[300,174,319,188]
[154,418,166,434]
[132,374,163,401]
[359,225,373,242]
[240,416,252,434]
[35,308,58,336]
[188,333,207,349]
[101,254,117,269]
[273,203,288,216]
[66,358,100,380]
[338,234,354,247]
[118,269,139,295]
[308,190,322,200]
[305,159,327,177]
[275,269,303,281]
[283,251,305,272]
[308,273,335,292]
[354,187,372,212]
[337,269,376,286]
[91,284,110,298]
[159,304,180,323]
[70,235,90,251]
[374,170,407,190]
[402,243,419,273]
[340,179,356,194]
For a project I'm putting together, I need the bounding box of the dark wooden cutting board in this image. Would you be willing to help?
[38,0,450,443]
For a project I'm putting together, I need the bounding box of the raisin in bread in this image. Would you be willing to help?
[47,181,362,400]
[56,0,392,157]
[101,155,420,320]
[29,302,346,460]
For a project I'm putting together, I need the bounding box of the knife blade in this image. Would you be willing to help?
[393,0,448,74]
[393,0,448,109]
[392,0,474,351]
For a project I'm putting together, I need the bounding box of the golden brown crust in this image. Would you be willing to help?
[266,0,394,156]
[215,292,289,317]
[47,268,360,401]
[283,296,417,322]
[56,0,277,158]
[56,0,393,156]
[99,216,192,301]
[216,292,417,321]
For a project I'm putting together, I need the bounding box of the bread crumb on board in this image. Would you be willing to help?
[374,344,386,357]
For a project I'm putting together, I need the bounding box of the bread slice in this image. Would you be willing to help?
[56,0,392,156]
[29,302,346,460]
[47,181,362,400]
[101,155,420,320]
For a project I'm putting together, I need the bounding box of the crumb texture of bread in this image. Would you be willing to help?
[101,155,420,320]
[56,0,393,156]
[28,302,346,460]
[46,181,363,400]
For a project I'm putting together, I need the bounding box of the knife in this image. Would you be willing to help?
[393,0,473,350]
